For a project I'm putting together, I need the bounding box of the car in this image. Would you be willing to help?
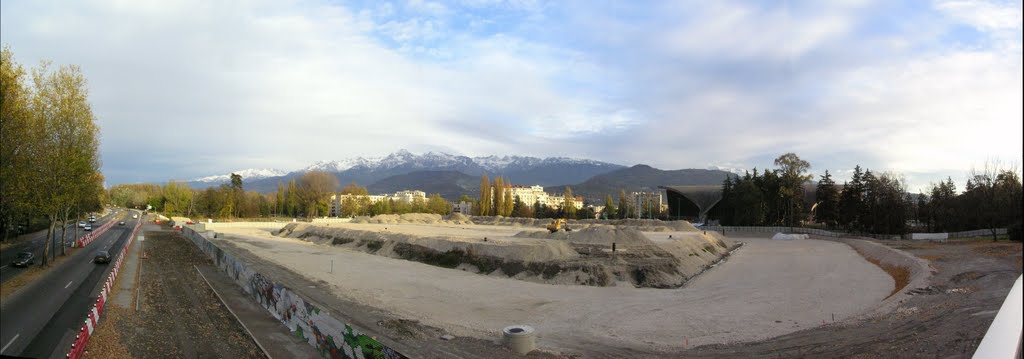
[84,224,92,231]
[132,214,138,219]
[93,250,111,264]
[89,217,96,223]
[79,221,87,228]
[119,221,125,225]
[12,252,34,267]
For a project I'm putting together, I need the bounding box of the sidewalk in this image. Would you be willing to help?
[196,264,319,359]
[112,232,143,309]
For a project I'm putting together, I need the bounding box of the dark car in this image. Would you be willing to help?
[94,250,111,264]
[12,252,34,267]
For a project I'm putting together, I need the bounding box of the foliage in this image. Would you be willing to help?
[1,47,104,265]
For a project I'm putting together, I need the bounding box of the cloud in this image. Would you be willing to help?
[1,0,1019,190]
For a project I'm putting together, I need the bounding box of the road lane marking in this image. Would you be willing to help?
[0,265,8,269]
[65,280,73,289]
[1,333,19,354]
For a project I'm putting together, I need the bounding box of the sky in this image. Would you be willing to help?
[2,0,1021,192]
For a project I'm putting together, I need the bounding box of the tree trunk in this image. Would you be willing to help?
[60,208,68,256]
[42,214,55,267]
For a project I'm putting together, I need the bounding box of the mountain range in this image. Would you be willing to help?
[186,150,734,201]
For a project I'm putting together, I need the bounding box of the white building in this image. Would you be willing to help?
[330,190,427,217]
[506,185,583,210]
[452,201,473,215]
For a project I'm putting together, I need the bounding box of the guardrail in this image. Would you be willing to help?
[72,220,117,248]
[65,218,142,359]
[973,275,1023,359]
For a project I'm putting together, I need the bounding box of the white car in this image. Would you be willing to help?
[79,221,86,228]
[132,214,138,219]
[84,224,92,231]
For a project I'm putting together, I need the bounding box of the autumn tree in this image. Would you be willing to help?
[562,187,577,218]
[298,170,339,218]
[478,175,491,216]
[603,194,616,219]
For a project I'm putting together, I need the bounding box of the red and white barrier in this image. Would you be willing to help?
[72,219,118,248]
[66,218,142,359]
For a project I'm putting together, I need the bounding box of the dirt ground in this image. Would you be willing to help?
[682,237,1023,358]
[91,227,265,359]
[211,226,892,355]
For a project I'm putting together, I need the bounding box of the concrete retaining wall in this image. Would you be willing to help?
[196,222,289,231]
[311,218,353,225]
[910,233,948,241]
[181,227,408,359]
[835,238,932,315]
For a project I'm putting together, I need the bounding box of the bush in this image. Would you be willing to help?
[1009,222,1022,242]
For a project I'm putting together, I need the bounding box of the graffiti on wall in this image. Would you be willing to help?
[185,228,408,359]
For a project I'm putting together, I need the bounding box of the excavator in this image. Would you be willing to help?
[546,218,572,233]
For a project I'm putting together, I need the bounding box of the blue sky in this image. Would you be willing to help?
[2,0,1021,192]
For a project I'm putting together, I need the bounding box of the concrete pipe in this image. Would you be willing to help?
[502,325,536,355]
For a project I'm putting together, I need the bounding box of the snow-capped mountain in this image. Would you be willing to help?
[190,168,286,183]
[191,150,626,192]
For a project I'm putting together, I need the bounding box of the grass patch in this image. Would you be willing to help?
[851,246,910,299]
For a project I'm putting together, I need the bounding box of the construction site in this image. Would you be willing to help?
[183,213,944,357]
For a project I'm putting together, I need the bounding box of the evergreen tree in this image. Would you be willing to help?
[838,165,864,231]
[815,170,839,227]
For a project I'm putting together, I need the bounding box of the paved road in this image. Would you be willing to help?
[0,210,120,284]
[0,210,141,358]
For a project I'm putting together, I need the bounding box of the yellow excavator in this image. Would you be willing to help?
[546,218,572,233]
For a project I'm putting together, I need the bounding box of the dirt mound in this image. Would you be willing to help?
[444,213,473,224]
[467,216,699,232]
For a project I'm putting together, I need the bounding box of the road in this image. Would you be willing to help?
[0,210,140,358]
[0,210,120,284]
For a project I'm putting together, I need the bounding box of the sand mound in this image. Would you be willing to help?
[273,221,738,289]
[444,213,473,224]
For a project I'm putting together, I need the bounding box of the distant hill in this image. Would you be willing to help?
[366,170,479,200]
[546,165,735,202]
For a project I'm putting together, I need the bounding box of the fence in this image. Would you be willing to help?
[311,218,353,225]
[66,217,143,359]
[182,227,409,359]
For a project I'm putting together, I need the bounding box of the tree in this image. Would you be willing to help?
[502,179,514,216]
[562,187,577,218]
[603,194,617,219]
[493,177,505,217]
[286,179,299,216]
[426,194,451,215]
[838,166,865,231]
[1,46,35,240]
[774,153,812,227]
[478,175,491,216]
[815,170,839,227]
[618,189,630,219]
[275,182,285,217]
[298,170,339,218]
[162,181,193,216]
